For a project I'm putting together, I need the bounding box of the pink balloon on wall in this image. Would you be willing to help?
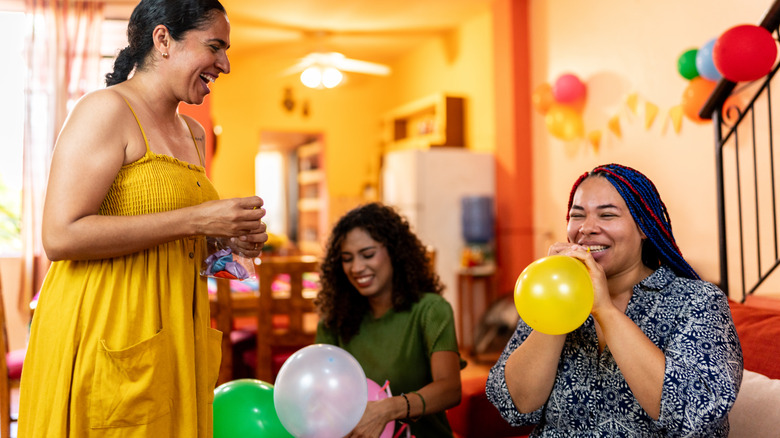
[552,73,587,104]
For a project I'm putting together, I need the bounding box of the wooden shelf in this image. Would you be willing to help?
[297,198,323,212]
[295,140,326,256]
[298,169,324,185]
[382,94,465,150]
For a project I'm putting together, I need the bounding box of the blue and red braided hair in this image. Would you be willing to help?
[566,163,700,280]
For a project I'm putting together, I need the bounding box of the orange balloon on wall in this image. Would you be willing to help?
[532,83,554,115]
[681,77,717,123]
[545,103,584,140]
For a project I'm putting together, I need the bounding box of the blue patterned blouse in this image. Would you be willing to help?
[486,265,743,437]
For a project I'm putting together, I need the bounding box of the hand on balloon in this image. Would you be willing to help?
[345,400,395,438]
[553,243,615,320]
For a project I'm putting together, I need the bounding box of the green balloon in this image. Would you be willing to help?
[213,379,294,438]
[677,48,700,80]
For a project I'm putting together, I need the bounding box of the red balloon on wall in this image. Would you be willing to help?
[713,24,778,82]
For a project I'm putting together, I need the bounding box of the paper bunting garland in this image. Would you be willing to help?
[587,130,602,151]
[626,93,639,115]
[645,102,659,130]
[668,105,684,134]
[608,115,622,138]
[532,70,725,149]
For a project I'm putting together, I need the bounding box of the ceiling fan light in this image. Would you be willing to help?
[321,67,343,88]
[300,66,323,88]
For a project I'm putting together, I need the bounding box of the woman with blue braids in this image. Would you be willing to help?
[486,163,742,437]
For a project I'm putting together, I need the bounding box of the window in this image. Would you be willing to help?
[0,11,25,255]
[0,8,127,256]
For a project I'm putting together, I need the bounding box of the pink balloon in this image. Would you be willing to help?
[552,73,587,103]
[366,379,395,438]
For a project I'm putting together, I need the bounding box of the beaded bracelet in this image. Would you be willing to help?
[400,393,411,421]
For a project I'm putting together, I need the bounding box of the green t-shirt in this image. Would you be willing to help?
[316,293,460,438]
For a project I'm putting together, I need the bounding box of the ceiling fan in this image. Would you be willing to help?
[282,51,391,89]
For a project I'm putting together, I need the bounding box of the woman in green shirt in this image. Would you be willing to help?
[316,202,463,437]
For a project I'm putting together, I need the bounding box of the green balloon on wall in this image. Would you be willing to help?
[677,48,700,80]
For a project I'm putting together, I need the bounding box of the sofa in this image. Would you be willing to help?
[447,298,780,438]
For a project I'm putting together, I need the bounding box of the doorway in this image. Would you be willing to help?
[256,130,327,255]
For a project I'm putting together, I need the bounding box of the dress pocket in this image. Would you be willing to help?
[206,327,223,403]
[89,329,173,428]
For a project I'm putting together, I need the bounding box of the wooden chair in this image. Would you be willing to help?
[211,278,235,385]
[210,276,259,386]
[0,271,24,438]
[248,255,320,383]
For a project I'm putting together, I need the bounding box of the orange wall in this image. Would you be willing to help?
[492,0,534,294]
[528,0,772,285]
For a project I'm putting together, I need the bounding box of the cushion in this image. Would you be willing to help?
[728,369,780,437]
[729,300,780,379]
[6,348,25,380]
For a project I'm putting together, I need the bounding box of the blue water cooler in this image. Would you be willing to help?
[460,196,495,268]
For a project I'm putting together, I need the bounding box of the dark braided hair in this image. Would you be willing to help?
[316,203,444,342]
[566,163,700,280]
[105,0,226,86]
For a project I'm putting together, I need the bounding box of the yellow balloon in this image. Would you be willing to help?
[513,255,594,335]
[545,104,584,141]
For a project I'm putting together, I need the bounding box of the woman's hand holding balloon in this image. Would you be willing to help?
[345,399,399,438]
[554,244,615,320]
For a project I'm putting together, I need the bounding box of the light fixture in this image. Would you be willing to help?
[300,65,344,89]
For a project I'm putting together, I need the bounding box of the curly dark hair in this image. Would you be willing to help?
[105,0,226,86]
[316,202,444,342]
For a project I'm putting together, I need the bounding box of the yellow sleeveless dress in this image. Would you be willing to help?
[17,102,222,437]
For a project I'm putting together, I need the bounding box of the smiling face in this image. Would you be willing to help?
[567,176,647,279]
[168,11,231,104]
[340,227,394,304]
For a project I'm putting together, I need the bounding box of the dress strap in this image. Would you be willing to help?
[180,115,205,167]
[121,97,151,153]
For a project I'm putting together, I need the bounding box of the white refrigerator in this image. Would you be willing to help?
[381,148,496,343]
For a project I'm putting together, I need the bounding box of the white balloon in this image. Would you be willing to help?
[273,344,368,438]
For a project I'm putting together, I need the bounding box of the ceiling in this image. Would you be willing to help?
[105,0,495,63]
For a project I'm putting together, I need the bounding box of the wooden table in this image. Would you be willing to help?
[457,266,496,354]
[209,290,259,318]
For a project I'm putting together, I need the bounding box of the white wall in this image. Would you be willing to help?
[529,0,773,284]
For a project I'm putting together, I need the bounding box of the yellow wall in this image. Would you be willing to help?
[209,9,495,228]
[209,55,391,224]
[528,0,771,284]
[383,10,495,153]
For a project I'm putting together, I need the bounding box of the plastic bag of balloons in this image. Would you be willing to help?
[201,236,257,280]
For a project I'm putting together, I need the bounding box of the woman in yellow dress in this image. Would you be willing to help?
[17,0,266,436]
